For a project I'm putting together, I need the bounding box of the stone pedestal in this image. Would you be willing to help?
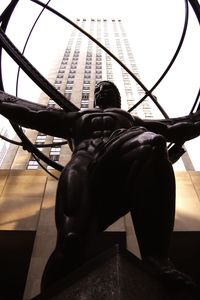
[32,245,199,300]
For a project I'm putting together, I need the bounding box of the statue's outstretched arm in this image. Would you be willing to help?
[0,90,75,138]
[134,110,200,144]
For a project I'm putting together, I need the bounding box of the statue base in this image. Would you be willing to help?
[32,245,199,300]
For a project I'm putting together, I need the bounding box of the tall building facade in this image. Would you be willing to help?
[0,18,194,171]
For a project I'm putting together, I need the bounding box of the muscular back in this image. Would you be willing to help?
[70,108,135,149]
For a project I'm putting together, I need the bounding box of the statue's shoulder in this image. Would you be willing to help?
[73,109,104,123]
[105,108,134,119]
[77,108,101,114]
[105,108,128,114]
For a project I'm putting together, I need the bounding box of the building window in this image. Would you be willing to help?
[64,93,71,100]
[50,147,61,156]
[82,93,89,100]
[27,162,39,170]
[53,137,63,145]
[81,104,89,109]
[84,75,91,79]
[35,135,46,144]
[55,79,62,84]
[67,80,74,84]
[57,74,64,79]
[49,154,60,161]
[65,85,73,90]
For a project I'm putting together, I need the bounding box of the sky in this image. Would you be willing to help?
[0,0,200,169]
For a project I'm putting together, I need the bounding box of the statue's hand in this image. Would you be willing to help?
[168,121,200,144]
[191,109,200,122]
[0,91,17,105]
[183,121,200,141]
[0,91,4,105]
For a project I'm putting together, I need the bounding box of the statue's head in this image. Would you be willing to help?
[94,81,121,108]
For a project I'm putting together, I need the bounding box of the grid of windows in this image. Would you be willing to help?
[95,49,102,82]
[49,146,60,163]
[95,20,102,83]
[64,37,82,102]
[81,29,94,109]
[104,32,113,81]
[27,158,39,170]
[27,31,76,169]
[27,133,47,169]
[122,37,153,118]
[113,23,138,116]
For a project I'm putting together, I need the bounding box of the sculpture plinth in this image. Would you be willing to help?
[32,245,199,300]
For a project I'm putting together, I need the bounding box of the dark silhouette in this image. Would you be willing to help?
[0,81,200,292]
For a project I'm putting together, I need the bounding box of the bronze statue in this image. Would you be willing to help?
[0,81,200,292]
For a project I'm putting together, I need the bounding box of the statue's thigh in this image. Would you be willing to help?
[90,158,130,231]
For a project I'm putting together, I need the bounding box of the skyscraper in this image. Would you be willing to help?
[0,17,194,171]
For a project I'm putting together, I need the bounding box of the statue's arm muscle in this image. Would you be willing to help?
[134,113,200,143]
[0,92,75,138]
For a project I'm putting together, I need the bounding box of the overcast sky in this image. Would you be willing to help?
[0,0,200,168]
